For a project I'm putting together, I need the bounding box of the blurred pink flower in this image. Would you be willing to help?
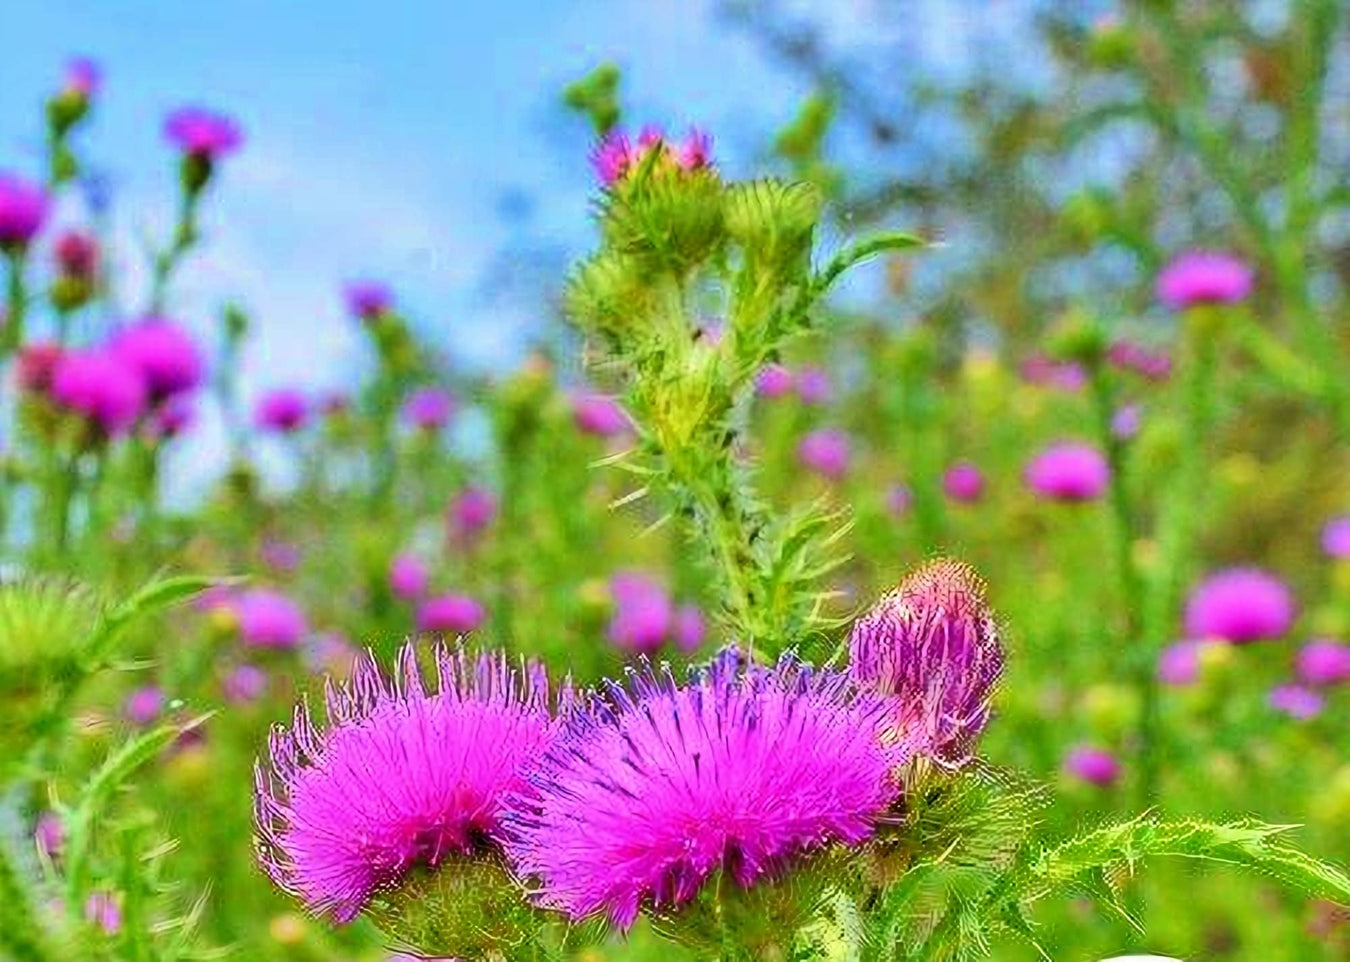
[797,429,851,480]
[111,317,204,401]
[1322,517,1350,559]
[1024,442,1110,502]
[943,461,984,503]
[1156,251,1253,310]
[1064,745,1120,786]
[343,279,392,320]
[85,892,122,934]
[254,389,309,433]
[416,594,486,634]
[389,552,429,601]
[63,57,102,98]
[53,230,98,279]
[571,393,630,437]
[1296,639,1350,687]
[1269,684,1323,720]
[607,572,672,655]
[51,349,147,435]
[449,486,497,539]
[223,664,269,705]
[672,603,707,653]
[755,363,795,398]
[401,386,455,431]
[795,366,833,405]
[0,172,50,249]
[1184,568,1295,643]
[236,589,307,649]
[123,686,164,726]
[163,106,243,158]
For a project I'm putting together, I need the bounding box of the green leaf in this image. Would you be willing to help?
[810,232,926,299]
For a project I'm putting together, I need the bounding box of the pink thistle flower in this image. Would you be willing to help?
[124,686,165,726]
[343,279,393,321]
[1184,568,1295,643]
[35,812,64,860]
[448,486,497,540]
[1111,403,1141,440]
[255,647,561,923]
[795,366,833,405]
[505,649,907,929]
[51,349,147,436]
[1024,441,1110,502]
[111,317,204,401]
[260,539,302,574]
[416,594,486,635]
[1156,251,1253,310]
[672,604,707,653]
[237,589,308,649]
[571,393,630,438]
[1019,354,1085,392]
[223,664,269,704]
[1322,517,1350,559]
[1269,683,1323,720]
[400,386,455,432]
[755,363,795,398]
[607,572,673,655]
[1107,340,1172,381]
[797,429,851,480]
[1295,639,1350,687]
[63,57,102,98]
[1156,640,1214,687]
[848,560,1003,767]
[0,172,50,249]
[255,389,309,434]
[943,461,984,503]
[389,552,429,601]
[85,891,122,934]
[53,230,99,279]
[149,394,197,440]
[16,341,64,394]
[1064,746,1120,786]
[677,127,713,170]
[591,130,635,186]
[163,106,243,159]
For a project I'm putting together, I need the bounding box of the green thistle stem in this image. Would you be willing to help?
[3,249,27,362]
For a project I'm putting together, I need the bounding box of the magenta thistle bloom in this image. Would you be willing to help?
[35,812,64,860]
[672,603,707,653]
[417,594,486,635]
[607,572,673,655]
[1296,639,1350,687]
[1107,340,1172,381]
[1156,640,1212,687]
[401,387,455,432]
[0,172,51,249]
[153,393,197,438]
[1269,683,1323,721]
[1156,251,1253,310]
[1184,568,1295,643]
[592,130,635,186]
[571,393,630,438]
[255,389,309,434]
[755,363,795,398]
[223,664,269,704]
[389,552,429,601]
[678,127,713,170]
[124,685,165,726]
[797,429,851,480]
[51,349,147,436]
[54,230,99,279]
[343,279,393,320]
[1322,517,1350,559]
[85,891,122,934]
[111,317,204,401]
[260,539,302,574]
[848,560,1003,767]
[794,365,833,405]
[1024,441,1110,502]
[256,647,561,923]
[63,57,102,98]
[164,106,243,158]
[506,650,906,928]
[943,461,984,503]
[237,589,308,649]
[1064,746,1120,786]
[448,486,497,539]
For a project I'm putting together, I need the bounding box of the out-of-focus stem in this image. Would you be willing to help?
[3,250,27,361]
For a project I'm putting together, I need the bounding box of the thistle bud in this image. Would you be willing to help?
[848,560,1003,767]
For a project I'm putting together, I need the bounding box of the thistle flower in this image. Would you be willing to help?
[53,230,99,279]
[1112,403,1141,440]
[35,811,64,860]
[85,891,122,934]
[1322,517,1350,559]
[755,363,795,398]
[448,486,497,540]
[886,483,913,517]
[260,539,302,574]
[401,387,455,432]
[607,572,673,655]
[16,342,64,394]
[389,552,429,601]
[164,106,244,159]
[590,125,712,186]
[797,428,851,480]
[795,366,833,405]
[943,461,984,503]
[1269,684,1323,721]
[255,646,559,924]
[672,603,707,653]
[1156,251,1253,310]
[223,664,269,704]
[1107,340,1172,381]
[124,685,165,726]
[1157,640,1206,686]
[1064,746,1120,786]
[50,348,147,436]
[678,127,713,171]
[1019,354,1085,392]
[255,389,309,434]
[416,594,486,635]
[343,279,393,321]
[571,392,630,437]
[1183,568,1295,643]
[0,172,49,250]
[1296,639,1350,687]
[848,560,1003,767]
[237,589,308,649]
[505,650,906,929]
[63,57,102,98]
[111,317,204,401]
[1024,441,1110,502]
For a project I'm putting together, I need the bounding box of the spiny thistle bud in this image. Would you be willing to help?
[848,560,1003,768]
[723,179,823,279]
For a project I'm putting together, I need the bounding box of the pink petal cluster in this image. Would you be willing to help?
[755,363,795,398]
[236,589,308,649]
[1064,745,1120,786]
[1019,354,1085,392]
[416,594,486,635]
[506,650,906,928]
[51,349,147,435]
[0,172,50,248]
[111,317,204,401]
[1295,639,1350,687]
[401,387,456,431]
[590,126,713,186]
[943,461,985,503]
[389,552,430,601]
[1024,441,1110,502]
[1107,340,1172,381]
[1269,684,1323,720]
[255,389,309,433]
[1156,251,1253,310]
[448,486,497,540]
[797,428,851,480]
[1183,568,1295,643]
[1322,517,1350,559]
[163,106,244,158]
[63,57,102,98]
[571,393,630,438]
[255,647,561,923]
[343,280,393,320]
[53,230,99,279]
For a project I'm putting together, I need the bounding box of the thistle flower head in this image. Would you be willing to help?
[1183,568,1295,643]
[1322,517,1350,559]
[794,366,833,405]
[1024,441,1110,502]
[343,279,393,320]
[1064,745,1120,786]
[54,230,99,279]
[570,392,630,437]
[111,317,204,401]
[848,560,1003,768]
[1296,639,1350,687]
[943,461,984,503]
[506,649,906,929]
[606,571,673,655]
[236,589,308,649]
[63,57,102,98]
[223,664,269,704]
[389,553,429,601]
[1269,683,1323,720]
[797,428,851,480]
[50,348,147,436]
[416,594,486,635]
[1156,251,1253,310]
[755,363,795,398]
[255,388,309,433]
[0,172,49,249]
[255,646,561,924]
[400,387,455,432]
[448,486,496,539]
[590,125,715,186]
[163,106,244,159]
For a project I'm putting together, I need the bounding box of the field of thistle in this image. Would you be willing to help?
[2,4,1350,961]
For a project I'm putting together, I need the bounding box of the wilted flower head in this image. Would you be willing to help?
[943,461,984,503]
[343,280,393,320]
[1184,568,1295,643]
[795,366,833,405]
[223,664,269,704]
[797,428,851,480]
[124,685,164,726]
[1296,639,1350,687]
[506,649,906,928]
[237,589,308,649]
[448,486,497,539]
[111,317,204,401]
[417,594,486,635]
[51,349,147,436]
[1025,441,1110,502]
[1156,251,1253,310]
[1322,517,1350,559]
[255,389,309,434]
[0,172,50,249]
[1269,683,1323,720]
[848,560,1003,767]
[607,572,673,655]
[401,387,455,432]
[255,646,560,923]
[571,393,630,437]
[53,230,99,279]
[755,363,795,398]
[164,106,244,159]
[389,552,429,601]
[1064,746,1120,786]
